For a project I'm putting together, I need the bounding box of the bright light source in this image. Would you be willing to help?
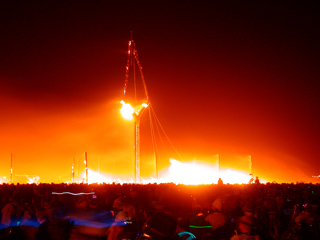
[134,102,149,116]
[27,176,40,184]
[120,100,134,120]
[74,159,265,185]
[156,159,262,185]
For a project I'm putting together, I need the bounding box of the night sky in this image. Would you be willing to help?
[0,1,319,183]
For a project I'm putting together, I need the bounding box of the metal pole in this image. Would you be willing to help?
[77,159,79,184]
[123,33,149,184]
[10,153,13,184]
[218,155,220,177]
[85,152,88,184]
[135,116,141,183]
[250,155,252,176]
[155,150,158,180]
[72,156,75,183]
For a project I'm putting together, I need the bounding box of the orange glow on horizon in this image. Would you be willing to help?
[158,159,267,185]
[1,99,318,185]
[1,3,319,187]
[72,159,267,185]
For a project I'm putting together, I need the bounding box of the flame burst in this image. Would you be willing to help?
[78,159,263,185]
[159,159,255,184]
[80,169,134,184]
[120,100,134,120]
[163,159,218,185]
[27,176,40,184]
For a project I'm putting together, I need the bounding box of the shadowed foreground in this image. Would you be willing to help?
[0,182,319,240]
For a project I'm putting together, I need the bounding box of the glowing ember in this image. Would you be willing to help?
[120,100,134,120]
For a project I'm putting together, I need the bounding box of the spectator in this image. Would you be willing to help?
[205,198,226,231]
[189,205,211,239]
[141,211,178,240]
[230,216,261,240]
[205,198,227,240]
[1,195,19,226]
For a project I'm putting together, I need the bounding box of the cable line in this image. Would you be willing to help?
[149,104,184,162]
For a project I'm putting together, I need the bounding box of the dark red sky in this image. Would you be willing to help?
[0,1,319,183]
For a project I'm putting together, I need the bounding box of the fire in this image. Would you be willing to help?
[80,169,134,184]
[159,159,256,185]
[80,169,112,184]
[163,159,218,185]
[120,100,134,120]
[120,100,149,121]
[0,177,7,184]
[220,169,252,184]
[77,159,263,185]
[27,176,40,184]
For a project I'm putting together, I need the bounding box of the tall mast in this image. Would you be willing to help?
[10,153,13,184]
[85,152,88,184]
[122,32,149,183]
[250,155,253,176]
[77,158,79,184]
[72,156,75,183]
[218,154,220,177]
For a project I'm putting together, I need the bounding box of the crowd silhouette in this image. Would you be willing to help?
[0,182,319,240]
